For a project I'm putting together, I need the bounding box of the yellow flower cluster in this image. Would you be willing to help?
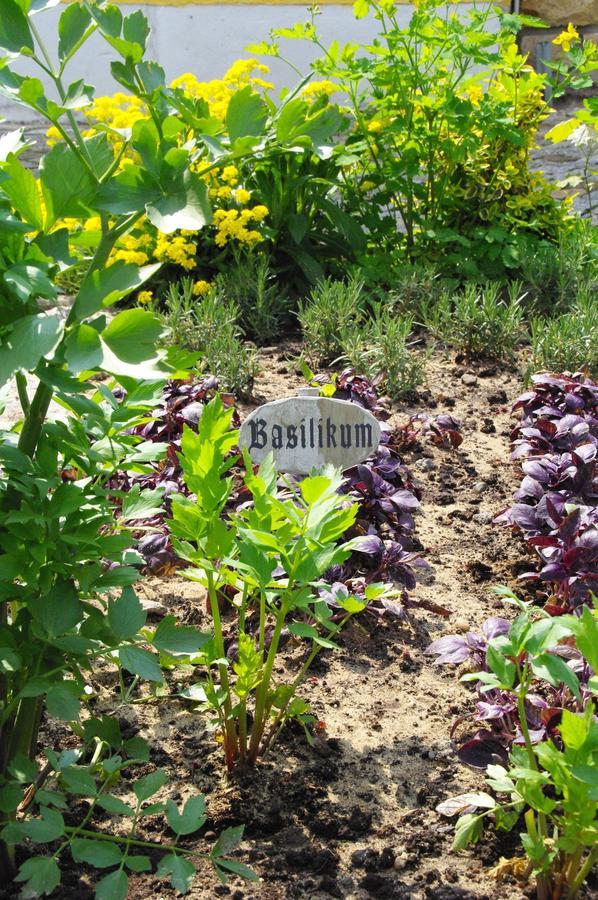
[553,24,579,54]
[171,59,273,121]
[192,279,212,296]
[154,232,197,270]
[84,92,147,132]
[137,290,153,305]
[213,207,267,247]
[301,80,338,100]
[110,232,152,267]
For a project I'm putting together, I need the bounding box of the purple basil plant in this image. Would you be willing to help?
[495,371,598,613]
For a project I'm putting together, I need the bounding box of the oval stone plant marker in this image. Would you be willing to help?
[239,396,381,474]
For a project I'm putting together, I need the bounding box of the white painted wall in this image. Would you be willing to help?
[0,4,479,121]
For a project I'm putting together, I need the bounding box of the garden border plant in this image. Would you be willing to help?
[0,0,320,891]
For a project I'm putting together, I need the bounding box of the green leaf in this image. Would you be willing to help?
[0,0,34,55]
[146,172,211,233]
[46,682,80,721]
[14,857,61,898]
[108,586,147,640]
[64,323,102,374]
[1,156,43,229]
[453,813,483,850]
[0,312,63,387]
[0,783,24,814]
[166,794,206,836]
[226,85,268,144]
[58,2,92,62]
[4,264,57,303]
[60,767,97,796]
[125,855,151,872]
[102,308,164,365]
[40,141,96,226]
[287,622,319,640]
[22,806,65,843]
[74,261,161,320]
[120,485,164,521]
[29,579,82,639]
[71,839,123,868]
[153,616,210,655]
[96,795,136,817]
[531,653,581,701]
[214,858,259,881]
[157,854,196,893]
[119,645,163,682]
[486,644,516,689]
[560,709,588,751]
[212,824,244,858]
[0,646,21,673]
[95,869,128,900]
[134,768,168,803]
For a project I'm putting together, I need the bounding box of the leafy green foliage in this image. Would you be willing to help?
[298,275,365,366]
[529,290,598,376]
[267,0,586,282]
[1,722,252,897]
[424,282,525,360]
[157,277,258,398]
[170,395,390,770]
[213,254,291,343]
[441,599,598,898]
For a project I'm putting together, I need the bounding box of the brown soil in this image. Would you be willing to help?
[5,349,595,900]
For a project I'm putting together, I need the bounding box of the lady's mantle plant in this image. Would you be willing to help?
[0,0,304,891]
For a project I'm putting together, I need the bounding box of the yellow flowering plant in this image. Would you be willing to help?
[53,59,354,291]
[266,0,594,280]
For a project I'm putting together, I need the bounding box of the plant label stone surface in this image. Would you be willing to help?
[240,396,381,474]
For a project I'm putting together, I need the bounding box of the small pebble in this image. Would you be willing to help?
[451,618,470,633]
[461,373,478,386]
[415,457,436,472]
[473,512,494,525]
[473,481,488,493]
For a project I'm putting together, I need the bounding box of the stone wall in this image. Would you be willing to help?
[521,1,598,26]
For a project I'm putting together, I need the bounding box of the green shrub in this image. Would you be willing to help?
[298,275,365,365]
[268,0,594,281]
[213,254,292,343]
[529,290,598,375]
[518,221,598,316]
[161,278,258,398]
[367,310,427,399]
[425,282,525,360]
[388,263,448,317]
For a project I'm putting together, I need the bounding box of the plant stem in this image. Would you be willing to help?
[247,600,287,764]
[206,572,238,769]
[17,382,53,459]
[569,847,598,898]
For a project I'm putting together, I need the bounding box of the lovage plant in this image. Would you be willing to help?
[0,0,286,889]
[438,596,598,899]
[170,395,388,771]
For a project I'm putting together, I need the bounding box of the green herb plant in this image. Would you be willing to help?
[158,278,258,397]
[298,275,365,366]
[446,591,598,900]
[2,718,255,898]
[0,0,286,887]
[264,0,592,281]
[528,289,598,378]
[214,254,291,344]
[423,282,525,360]
[170,395,389,772]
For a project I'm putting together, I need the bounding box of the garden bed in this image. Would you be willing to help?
[8,349,567,900]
